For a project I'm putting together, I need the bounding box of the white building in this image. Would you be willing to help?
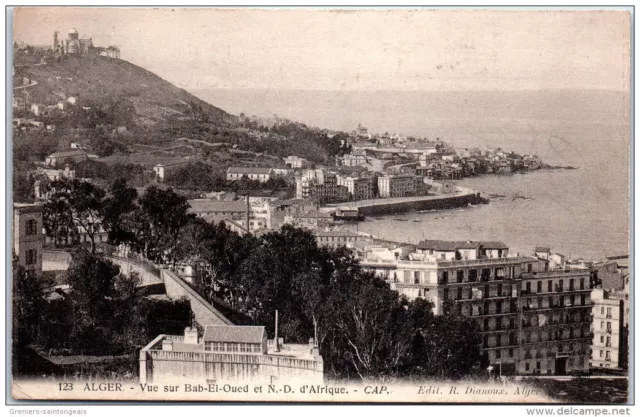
[377,174,416,198]
[153,161,190,181]
[226,167,273,183]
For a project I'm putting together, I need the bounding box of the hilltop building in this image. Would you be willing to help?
[139,326,323,384]
[360,240,592,376]
[54,28,93,56]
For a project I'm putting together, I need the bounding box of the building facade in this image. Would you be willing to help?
[153,161,189,181]
[337,175,375,201]
[140,326,324,384]
[360,240,592,376]
[44,150,88,166]
[590,289,627,369]
[226,167,273,183]
[377,174,416,198]
[13,203,44,274]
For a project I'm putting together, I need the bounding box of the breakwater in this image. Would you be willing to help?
[329,187,486,217]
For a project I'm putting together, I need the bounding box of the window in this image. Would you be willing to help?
[527,264,532,273]
[229,343,239,352]
[469,270,478,282]
[600,321,604,329]
[496,350,501,359]
[509,348,514,357]
[606,337,611,347]
[525,362,530,371]
[600,336,604,343]
[580,278,585,290]
[25,249,37,265]
[457,287,462,300]
[253,344,261,353]
[526,282,531,293]
[606,322,612,332]
[605,351,611,360]
[558,280,564,292]
[599,350,604,358]
[537,281,542,293]
[414,271,420,284]
[569,279,574,291]
[442,271,449,282]
[548,281,553,292]
[457,270,464,283]
[205,343,212,352]
[606,307,612,319]
[25,219,38,235]
[601,307,604,315]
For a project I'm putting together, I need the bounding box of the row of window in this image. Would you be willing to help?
[204,342,262,353]
[525,278,587,293]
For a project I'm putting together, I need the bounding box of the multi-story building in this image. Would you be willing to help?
[360,240,592,376]
[140,326,323,384]
[13,203,44,274]
[590,289,626,369]
[314,229,362,249]
[337,175,375,201]
[377,174,416,198]
[296,171,349,204]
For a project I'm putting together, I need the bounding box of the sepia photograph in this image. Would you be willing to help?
[9,6,632,405]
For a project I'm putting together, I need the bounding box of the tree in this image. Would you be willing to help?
[102,179,139,247]
[12,266,44,348]
[42,179,106,253]
[129,186,193,264]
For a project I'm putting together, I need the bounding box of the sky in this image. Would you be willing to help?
[13,7,631,92]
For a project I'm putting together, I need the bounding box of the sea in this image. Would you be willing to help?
[194,89,631,261]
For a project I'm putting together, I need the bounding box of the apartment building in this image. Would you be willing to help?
[377,174,416,198]
[360,240,592,376]
[590,288,627,369]
[296,172,349,204]
[337,175,375,201]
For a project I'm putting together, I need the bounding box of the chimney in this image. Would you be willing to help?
[184,327,198,345]
[162,338,174,351]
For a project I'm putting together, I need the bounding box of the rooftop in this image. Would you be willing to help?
[227,167,273,175]
[203,325,265,344]
[154,160,189,168]
[47,150,87,158]
[188,199,247,213]
[417,240,508,251]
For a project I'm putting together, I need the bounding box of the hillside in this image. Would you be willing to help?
[14,54,235,126]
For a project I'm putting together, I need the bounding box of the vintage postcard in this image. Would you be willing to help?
[10,7,631,404]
